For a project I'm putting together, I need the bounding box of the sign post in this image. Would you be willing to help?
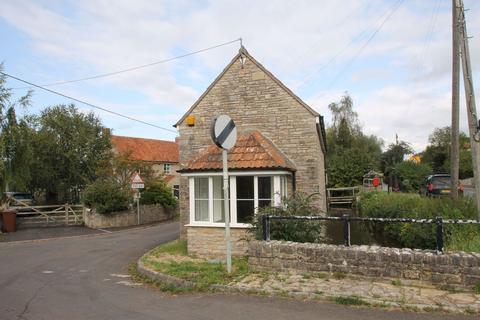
[131,171,145,225]
[211,115,237,273]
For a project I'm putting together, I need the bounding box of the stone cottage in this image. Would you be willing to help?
[175,47,327,259]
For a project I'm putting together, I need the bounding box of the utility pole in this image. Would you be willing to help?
[451,0,460,199]
[458,0,480,220]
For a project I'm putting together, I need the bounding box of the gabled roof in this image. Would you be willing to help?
[174,46,319,127]
[178,130,296,172]
[111,135,179,163]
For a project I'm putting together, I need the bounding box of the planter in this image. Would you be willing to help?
[1,209,17,233]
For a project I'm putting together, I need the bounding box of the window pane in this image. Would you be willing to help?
[237,200,254,223]
[236,176,254,223]
[259,199,271,208]
[194,177,208,199]
[195,200,209,221]
[213,200,225,222]
[212,176,224,200]
[194,177,209,222]
[258,176,273,199]
[236,176,254,199]
[213,176,225,222]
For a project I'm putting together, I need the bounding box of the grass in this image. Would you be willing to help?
[439,284,463,294]
[391,279,402,286]
[332,296,370,306]
[332,272,347,280]
[141,240,249,291]
[145,239,188,256]
[474,283,480,295]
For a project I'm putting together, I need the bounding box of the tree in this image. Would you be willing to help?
[394,161,431,192]
[326,93,383,187]
[0,63,33,196]
[422,126,471,178]
[28,104,111,203]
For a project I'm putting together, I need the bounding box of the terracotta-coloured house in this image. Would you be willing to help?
[175,47,327,259]
[111,135,180,195]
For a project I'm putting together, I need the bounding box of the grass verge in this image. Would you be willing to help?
[140,240,249,291]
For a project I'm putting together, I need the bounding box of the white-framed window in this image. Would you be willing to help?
[187,172,289,227]
[164,163,172,174]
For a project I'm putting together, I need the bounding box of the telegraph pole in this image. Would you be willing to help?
[458,0,480,220]
[451,0,460,199]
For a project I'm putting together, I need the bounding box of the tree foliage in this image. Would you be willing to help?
[326,93,383,187]
[28,105,112,202]
[421,126,472,178]
[394,161,431,193]
[0,64,33,196]
[82,178,130,214]
[249,193,325,243]
[141,178,177,209]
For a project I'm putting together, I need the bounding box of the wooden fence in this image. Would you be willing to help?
[327,186,361,209]
[7,197,84,227]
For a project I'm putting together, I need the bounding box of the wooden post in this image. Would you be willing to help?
[65,204,69,226]
[459,0,480,220]
[451,0,460,199]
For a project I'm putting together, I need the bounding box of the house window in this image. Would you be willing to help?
[164,163,171,174]
[236,176,255,223]
[189,173,288,226]
[194,177,209,221]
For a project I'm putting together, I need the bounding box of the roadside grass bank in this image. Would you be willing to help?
[133,240,480,315]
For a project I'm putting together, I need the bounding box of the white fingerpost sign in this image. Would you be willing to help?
[211,115,237,274]
[131,172,144,225]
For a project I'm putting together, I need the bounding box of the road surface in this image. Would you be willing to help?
[0,221,473,319]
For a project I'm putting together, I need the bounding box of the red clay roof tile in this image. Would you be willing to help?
[179,131,296,172]
[111,135,179,163]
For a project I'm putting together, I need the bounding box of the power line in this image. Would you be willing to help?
[13,38,242,90]
[309,0,404,102]
[2,71,178,134]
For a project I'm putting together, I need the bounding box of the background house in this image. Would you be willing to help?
[111,135,180,196]
[175,47,327,259]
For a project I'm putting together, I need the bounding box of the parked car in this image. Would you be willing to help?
[5,192,35,206]
[420,174,463,197]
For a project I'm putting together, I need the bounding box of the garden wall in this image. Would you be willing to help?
[249,240,480,288]
[187,227,249,259]
[83,204,175,228]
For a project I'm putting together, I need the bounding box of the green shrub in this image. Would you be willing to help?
[82,178,130,214]
[358,192,479,251]
[248,193,325,243]
[140,179,177,209]
[394,161,431,192]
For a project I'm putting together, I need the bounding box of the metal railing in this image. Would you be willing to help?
[261,214,480,254]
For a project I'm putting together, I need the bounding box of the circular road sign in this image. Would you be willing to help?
[211,115,237,150]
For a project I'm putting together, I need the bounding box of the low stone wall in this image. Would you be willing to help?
[187,226,249,259]
[249,240,480,287]
[84,204,174,228]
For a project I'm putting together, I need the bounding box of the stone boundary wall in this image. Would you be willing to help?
[84,204,175,228]
[187,227,249,259]
[248,240,480,287]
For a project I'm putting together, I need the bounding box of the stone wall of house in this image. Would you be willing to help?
[248,241,480,287]
[178,51,326,238]
[83,204,174,228]
[187,227,249,259]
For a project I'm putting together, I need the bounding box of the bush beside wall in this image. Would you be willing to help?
[358,192,480,252]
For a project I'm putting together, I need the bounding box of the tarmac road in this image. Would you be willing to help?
[0,221,474,320]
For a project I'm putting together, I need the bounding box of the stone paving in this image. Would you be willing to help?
[230,271,480,314]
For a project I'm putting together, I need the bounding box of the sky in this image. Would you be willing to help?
[1,0,480,152]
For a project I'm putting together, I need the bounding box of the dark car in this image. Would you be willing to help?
[420,174,463,197]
